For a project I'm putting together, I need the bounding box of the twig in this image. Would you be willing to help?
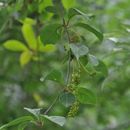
[44,95,59,115]
[63,18,72,85]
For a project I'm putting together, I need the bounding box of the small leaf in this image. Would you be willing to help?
[37,36,56,52]
[0,116,33,130]
[75,23,103,41]
[3,40,27,52]
[24,107,41,118]
[40,24,61,44]
[68,8,94,20]
[22,24,37,50]
[45,70,63,84]
[88,54,99,66]
[40,44,56,52]
[43,115,66,126]
[75,87,96,105]
[59,92,75,107]
[70,44,89,60]
[20,51,32,67]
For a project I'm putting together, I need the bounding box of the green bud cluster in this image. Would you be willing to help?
[71,67,81,85]
[67,101,80,117]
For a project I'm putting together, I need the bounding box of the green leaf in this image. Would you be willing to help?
[94,60,108,77]
[3,40,27,52]
[40,24,61,44]
[20,51,32,67]
[70,44,89,60]
[62,0,76,10]
[0,116,33,130]
[18,122,28,130]
[24,107,41,118]
[75,23,103,41]
[75,87,96,105]
[68,8,94,20]
[45,70,63,84]
[59,92,75,107]
[43,115,66,126]
[37,36,56,52]
[40,44,56,52]
[22,17,36,25]
[88,54,99,66]
[22,24,37,50]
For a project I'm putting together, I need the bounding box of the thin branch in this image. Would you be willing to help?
[63,18,72,85]
[44,95,59,115]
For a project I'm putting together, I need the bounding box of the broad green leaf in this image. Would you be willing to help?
[0,116,33,130]
[24,108,41,118]
[62,0,76,10]
[3,40,27,52]
[88,54,99,66]
[20,51,32,67]
[75,87,96,105]
[40,24,61,44]
[68,8,94,20]
[70,44,89,60]
[45,70,63,84]
[22,24,37,49]
[43,115,66,126]
[75,23,103,41]
[59,92,75,107]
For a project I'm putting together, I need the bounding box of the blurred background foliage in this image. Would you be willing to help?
[0,0,130,130]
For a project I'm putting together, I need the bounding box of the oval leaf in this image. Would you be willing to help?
[43,115,66,126]
[68,8,94,20]
[3,40,27,52]
[59,92,75,107]
[45,69,63,84]
[22,24,37,50]
[70,44,89,60]
[75,87,96,105]
[24,107,41,118]
[75,23,103,41]
[20,51,32,67]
